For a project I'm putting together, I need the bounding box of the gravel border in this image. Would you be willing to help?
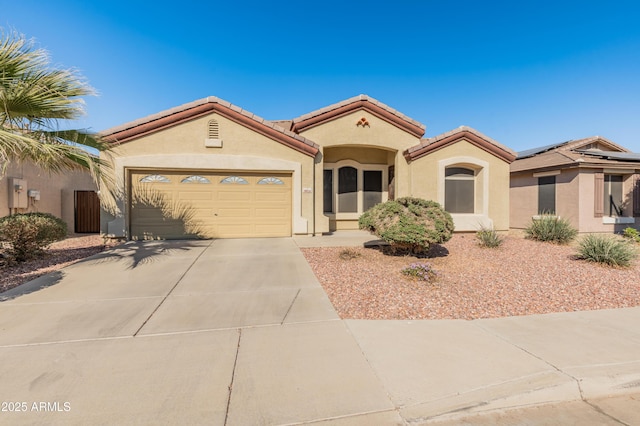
[301,234,640,320]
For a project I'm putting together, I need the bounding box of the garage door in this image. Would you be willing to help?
[130,170,292,239]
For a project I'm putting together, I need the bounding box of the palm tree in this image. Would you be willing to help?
[0,31,116,208]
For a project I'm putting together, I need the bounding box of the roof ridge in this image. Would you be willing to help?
[101,97,319,156]
[405,125,516,163]
[102,97,317,148]
[412,125,516,157]
[291,94,425,130]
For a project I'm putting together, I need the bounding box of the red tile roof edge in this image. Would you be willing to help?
[404,126,517,163]
[101,97,319,157]
[290,94,426,138]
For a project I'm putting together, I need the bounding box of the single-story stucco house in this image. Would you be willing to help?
[510,136,640,233]
[101,95,516,240]
[1,160,99,233]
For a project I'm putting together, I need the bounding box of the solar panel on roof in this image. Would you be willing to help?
[516,141,572,159]
[577,150,640,161]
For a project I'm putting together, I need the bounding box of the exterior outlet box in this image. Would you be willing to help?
[9,178,28,208]
[28,189,41,200]
[205,138,223,148]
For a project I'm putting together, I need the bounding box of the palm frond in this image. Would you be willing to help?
[0,30,120,214]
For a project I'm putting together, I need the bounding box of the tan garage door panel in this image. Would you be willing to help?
[130,171,292,239]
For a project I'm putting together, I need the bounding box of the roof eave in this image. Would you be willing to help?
[404,129,517,163]
[102,99,319,158]
[291,98,426,138]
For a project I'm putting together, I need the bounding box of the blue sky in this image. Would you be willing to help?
[4,0,640,152]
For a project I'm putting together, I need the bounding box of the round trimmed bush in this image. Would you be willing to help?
[358,197,454,254]
[0,213,67,262]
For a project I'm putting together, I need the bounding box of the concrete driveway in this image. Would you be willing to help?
[1,236,640,425]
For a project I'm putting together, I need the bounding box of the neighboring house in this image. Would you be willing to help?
[510,137,640,233]
[0,160,100,233]
[101,95,516,240]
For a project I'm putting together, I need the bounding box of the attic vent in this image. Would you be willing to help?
[208,119,219,139]
[205,119,223,148]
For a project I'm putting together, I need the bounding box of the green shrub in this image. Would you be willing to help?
[622,227,640,243]
[525,214,577,244]
[577,234,638,267]
[401,262,437,282]
[0,213,67,262]
[476,226,504,248]
[359,197,454,255]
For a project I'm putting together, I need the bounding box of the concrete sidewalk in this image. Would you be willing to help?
[0,235,639,425]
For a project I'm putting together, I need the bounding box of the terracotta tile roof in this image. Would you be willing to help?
[101,97,319,157]
[404,126,517,163]
[291,94,426,138]
[511,136,639,173]
[269,120,293,130]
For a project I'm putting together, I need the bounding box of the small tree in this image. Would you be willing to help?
[0,213,67,262]
[0,31,117,211]
[359,197,454,255]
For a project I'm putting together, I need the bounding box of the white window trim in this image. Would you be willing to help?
[602,216,635,224]
[324,160,387,219]
[438,157,489,216]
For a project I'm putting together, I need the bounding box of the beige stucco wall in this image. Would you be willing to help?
[509,172,537,229]
[1,161,96,232]
[299,110,420,234]
[509,169,580,230]
[103,112,316,238]
[557,169,581,227]
[323,146,390,164]
[410,140,512,231]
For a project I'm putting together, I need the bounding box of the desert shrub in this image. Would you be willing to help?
[476,226,504,248]
[622,227,640,243]
[401,262,437,282]
[359,197,454,255]
[0,213,67,262]
[339,248,362,260]
[525,214,577,244]
[577,234,638,267]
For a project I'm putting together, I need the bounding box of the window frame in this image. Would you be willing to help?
[604,174,624,217]
[323,161,387,218]
[444,166,476,214]
[537,175,556,215]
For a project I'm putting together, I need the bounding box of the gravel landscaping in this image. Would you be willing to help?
[0,235,114,293]
[3,233,639,321]
[301,234,640,320]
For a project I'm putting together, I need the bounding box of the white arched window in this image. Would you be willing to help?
[444,167,475,213]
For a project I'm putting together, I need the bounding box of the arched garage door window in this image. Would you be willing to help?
[445,167,475,213]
